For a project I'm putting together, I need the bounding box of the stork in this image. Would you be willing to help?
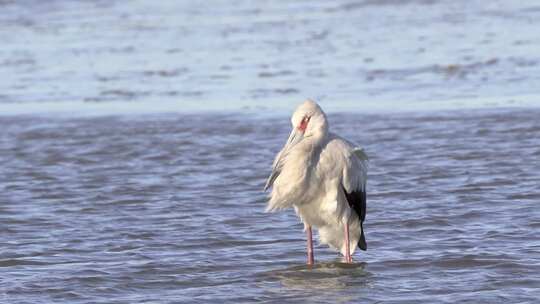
[264,100,369,264]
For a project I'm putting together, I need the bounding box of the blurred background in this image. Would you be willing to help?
[1,1,539,303]
[2,0,540,113]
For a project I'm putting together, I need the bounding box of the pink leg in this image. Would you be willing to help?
[306,225,314,265]
[344,223,352,263]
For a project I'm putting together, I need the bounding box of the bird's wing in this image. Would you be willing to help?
[341,146,369,251]
[264,148,285,191]
[341,146,369,193]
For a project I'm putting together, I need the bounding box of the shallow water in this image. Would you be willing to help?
[2,0,540,112]
[1,109,540,303]
[2,0,540,303]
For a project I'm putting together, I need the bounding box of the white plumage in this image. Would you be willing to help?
[265,100,369,264]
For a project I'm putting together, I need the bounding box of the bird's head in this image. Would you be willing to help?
[284,100,328,150]
[263,99,328,191]
[292,99,328,138]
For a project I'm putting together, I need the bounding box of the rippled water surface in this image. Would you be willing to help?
[2,0,540,111]
[2,0,540,303]
[2,109,540,303]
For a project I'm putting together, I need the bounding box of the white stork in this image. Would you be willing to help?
[264,100,369,264]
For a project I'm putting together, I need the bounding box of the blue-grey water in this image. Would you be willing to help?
[2,0,540,112]
[1,0,540,303]
[2,110,540,303]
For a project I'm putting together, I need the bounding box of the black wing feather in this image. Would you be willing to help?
[342,185,367,251]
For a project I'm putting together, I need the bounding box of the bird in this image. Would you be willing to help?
[264,99,369,265]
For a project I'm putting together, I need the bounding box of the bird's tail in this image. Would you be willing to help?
[358,226,367,251]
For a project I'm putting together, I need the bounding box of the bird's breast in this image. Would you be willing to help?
[270,149,318,203]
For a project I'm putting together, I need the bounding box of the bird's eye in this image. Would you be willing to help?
[298,116,311,131]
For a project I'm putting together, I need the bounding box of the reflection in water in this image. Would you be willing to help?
[260,260,370,303]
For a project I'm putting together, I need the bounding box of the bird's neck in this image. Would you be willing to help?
[306,129,328,149]
[294,131,327,163]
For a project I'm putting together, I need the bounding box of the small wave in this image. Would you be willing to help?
[0,259,48,267]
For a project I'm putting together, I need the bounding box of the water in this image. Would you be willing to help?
[2,110,539,303]
[1,0,540,112]
[1,0,540,303]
